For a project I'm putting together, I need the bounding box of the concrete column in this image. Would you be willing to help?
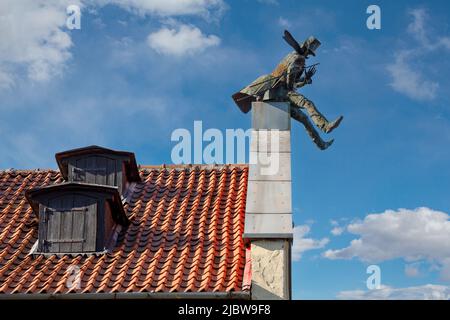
[244,101,293,300]
[250,239,291,300]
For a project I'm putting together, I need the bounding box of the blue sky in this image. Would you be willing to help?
[1,0,450,299]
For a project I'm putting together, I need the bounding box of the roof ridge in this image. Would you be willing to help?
[0,164,249,174]
[0,168,58,173]
[140,163,249,169]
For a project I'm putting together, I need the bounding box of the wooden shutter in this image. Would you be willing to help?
[41,194,98,253]
[38,205,48,252]
[67,155,122,190]
[82,197,97,251]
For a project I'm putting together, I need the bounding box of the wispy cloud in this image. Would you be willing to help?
[293,225,329,261]
[0,90,179,168]
[387,51,439,101]
[331,227,344,236]
[387,8,450,101]
[94,0,226,19]
[278,17,291,28]
[323,207,450,280]
[407,8,429,46]
[0,68,14,90]
[257,0,279,5]
[338,284,450,300]
[329,219,347,236]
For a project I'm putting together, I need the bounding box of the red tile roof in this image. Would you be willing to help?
[0,165,249,296]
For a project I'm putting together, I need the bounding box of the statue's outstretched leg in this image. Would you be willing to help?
[287,91,343,134]
[290,105,334,150]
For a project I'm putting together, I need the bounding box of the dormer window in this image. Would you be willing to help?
[26,183,129,254]
[55,145,141,195]
[25,145,139,255]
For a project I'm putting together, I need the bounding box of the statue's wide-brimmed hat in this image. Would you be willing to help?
[302,36,321,57]
[282,30,321,58]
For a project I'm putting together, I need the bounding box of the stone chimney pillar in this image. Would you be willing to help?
[244,101,293,300]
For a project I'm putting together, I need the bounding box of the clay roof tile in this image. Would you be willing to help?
[0,165,248,295]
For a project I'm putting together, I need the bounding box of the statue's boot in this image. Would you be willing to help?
[290,106,335,150]
[318,138,334,150]
[287,92,343,135]
[324,115,343,134]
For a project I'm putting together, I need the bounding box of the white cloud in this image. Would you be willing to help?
[439,37,450,50]
[407,9,429,46]
[323,207,450,280]
[0,0,76,88]
[337,284,450,300]
[387,52,439,101]
[278,17,290,28]
[331,227,344,236]
[257,0,279,5]
[330,219,339,226]
[293,225,329,261]
[330,219,347,236]
[405,8,450,50]
[387,8,450,101]
[0,68,15,90]
[92,0,225,18]
[0,0,224,89]
[147,24,220,56]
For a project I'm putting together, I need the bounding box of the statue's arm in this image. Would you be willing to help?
[294,76,312,88]
[286,62,304,90]
[294,65,317,89]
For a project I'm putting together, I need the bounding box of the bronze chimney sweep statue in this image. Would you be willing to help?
[232,30,343,150]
